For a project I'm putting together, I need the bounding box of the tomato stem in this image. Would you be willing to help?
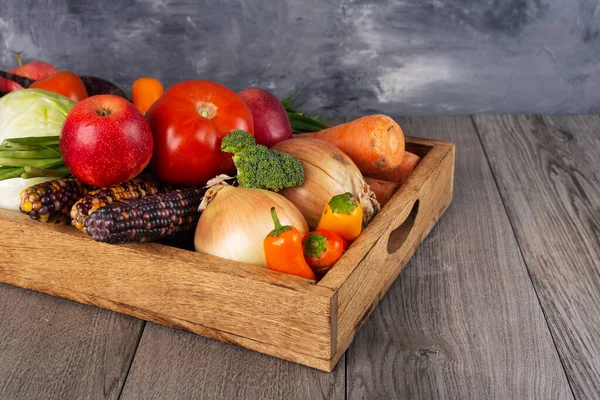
[196,102,217,119]
[303,233,328,258]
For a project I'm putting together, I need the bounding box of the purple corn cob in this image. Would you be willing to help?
[84,187,205,244]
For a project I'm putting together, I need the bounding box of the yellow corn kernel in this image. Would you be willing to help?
[21,201,33,213]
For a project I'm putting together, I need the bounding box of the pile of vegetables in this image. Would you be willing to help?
[195,184,308,267]
[0,54,423,281]
[0,89,75,210]
[273,137,379,228]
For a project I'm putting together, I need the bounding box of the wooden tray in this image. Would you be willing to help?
[0,136,454,372]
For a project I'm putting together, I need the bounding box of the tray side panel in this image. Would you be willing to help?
[71,291,335,371]
[334,143,455,356]
[0,220,334,361]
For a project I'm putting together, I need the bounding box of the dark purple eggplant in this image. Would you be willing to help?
[0,71,34,88]
[80,76,128,99]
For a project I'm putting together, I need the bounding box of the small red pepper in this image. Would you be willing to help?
[264,207,316,280]
[302,229,348,278]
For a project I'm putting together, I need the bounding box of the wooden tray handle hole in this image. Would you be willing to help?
[387,200,419,255]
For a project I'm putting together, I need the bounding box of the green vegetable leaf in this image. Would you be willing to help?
[0,157,62,168]
[0,167,25,181]
[21,166,69,179]
[0,148,61,159]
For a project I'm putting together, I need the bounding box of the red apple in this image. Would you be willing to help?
[238,88,292,147]
[11,60,58,80]
[0,61,58,91]
[60,95,153,187]
[0,78,22,92]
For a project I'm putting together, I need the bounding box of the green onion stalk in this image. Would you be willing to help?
[281,91,329,133]
[0,136,69,181]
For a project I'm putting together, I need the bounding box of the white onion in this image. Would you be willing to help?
[194,185,308,267]
[272,138,380,229]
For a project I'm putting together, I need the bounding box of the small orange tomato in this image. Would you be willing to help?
[302,229,348,277]
[132,77,164,114]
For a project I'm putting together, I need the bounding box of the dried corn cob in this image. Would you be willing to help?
[71,177,171,231]
[19,178,91,223]
[84,187,205,244]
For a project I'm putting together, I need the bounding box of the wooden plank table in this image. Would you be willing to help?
[0,115,598,399]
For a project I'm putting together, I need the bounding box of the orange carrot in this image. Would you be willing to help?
[365,177,399,207]
[368,151,421,186]
[298,115,405,174]
[132,77,164,114]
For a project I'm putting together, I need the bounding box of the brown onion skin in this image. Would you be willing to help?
[273,138,379,230]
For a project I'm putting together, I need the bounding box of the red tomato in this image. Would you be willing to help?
[145,80,254,185]
[302,229,348,278]
[30,71,88,102]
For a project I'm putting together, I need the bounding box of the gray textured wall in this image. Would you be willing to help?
[1,0,599,116]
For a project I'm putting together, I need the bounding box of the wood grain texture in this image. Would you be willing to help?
[474,114,600,399]
[120,323,344,400]
[0,283,143,400]
[347,116,573,399]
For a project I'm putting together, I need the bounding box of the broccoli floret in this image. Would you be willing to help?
[221,130,304,191]
[221,129,257,153]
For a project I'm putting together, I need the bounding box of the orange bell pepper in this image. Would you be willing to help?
[264,207,316,280]
[317,193,363,242]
